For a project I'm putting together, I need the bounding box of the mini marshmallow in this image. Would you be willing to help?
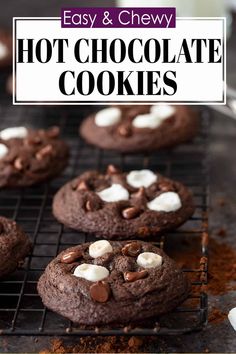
[126,169,157,188]
[89,240,113,258]
[73,263,109,282]
[0,144,8,159]
[0,127,28,140]
[150,104,175,120]
[228,308,236,330]
[137,252,162,269]
[95,108,121,127]
[147,192,182,212]
[0,42,7,60]
[132,113,163,129]
[97,184,129,202]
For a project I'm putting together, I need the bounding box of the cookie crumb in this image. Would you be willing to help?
[217,228,227,238]
[217,198,226,207]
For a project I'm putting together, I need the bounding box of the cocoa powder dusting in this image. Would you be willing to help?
[217,227,227,238]
[170,235,236,295]
[39,338,66,353]
[217,197,226,207]
[169,233,236,325]
[40,336,146,353]
[208,307,227,325]
[207,238,236,295]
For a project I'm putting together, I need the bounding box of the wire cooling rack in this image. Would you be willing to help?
[0,91,209,336]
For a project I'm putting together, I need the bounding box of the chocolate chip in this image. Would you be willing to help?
[122,207,140,220]
[90,281,111,303]
[124,270,148,282]
[47,126,60,139]
[86,197,102,212]
[33,136,42,144]
[36,145,53,160]
[158,181,175,192]
[71,181,78,190]
[77,180,89,191]
[26,136,42,145]
[61,249,82,264]
[133,187,146,199]
[122,242,142,257]
[106,164,120,175]
[0,222,3,234]
[14,157,27,171]
[118,125,132,137]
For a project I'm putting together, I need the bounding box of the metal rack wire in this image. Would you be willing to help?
[0,95,209,336]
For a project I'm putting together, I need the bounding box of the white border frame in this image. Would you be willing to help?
[13,16,226,105]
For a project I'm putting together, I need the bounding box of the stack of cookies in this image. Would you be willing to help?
[0,104,199,328]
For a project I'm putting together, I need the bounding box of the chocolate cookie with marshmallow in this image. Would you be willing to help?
[37,240,190,325]
[0,126,69,188]
[52,166,194,239]
[0,30,12,69]
[80,105,199,153]
[0,216,31,278]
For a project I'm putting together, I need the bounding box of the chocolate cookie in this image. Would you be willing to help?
[0,216,31,278]
[6,74,13,95]
[0,126,69,188]
[37,240,190,325]
[0,30,12,69]
[53,166,194,239]
[80,105,199,153]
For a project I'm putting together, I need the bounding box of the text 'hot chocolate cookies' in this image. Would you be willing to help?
[0,126,69,188]
[37,241,190,326]
[0,216,31,278]
[80,105,199,153]
[52,166,194,239]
